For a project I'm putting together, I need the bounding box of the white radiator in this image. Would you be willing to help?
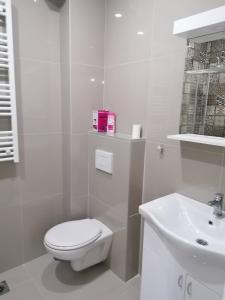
[0,0,19,163]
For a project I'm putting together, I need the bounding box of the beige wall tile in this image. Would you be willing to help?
[12,0,60,62]
[62,134,71,220]
[0,0,63,272]
[70,134,89,218]
[128,141,145,216]
[0,164,23,272]
[0,163,23,273]
[61,0,105,226]
[89,195,127,232]
[178,145,223,204]
[88,134,145,280]
[105,0,154,66]
[71,65,104,134]
[19,134,62,204]
[70,0,105,66]
[71,134,88,200]
[143,142,182,202]
[22,194,63,263]
[60,0,70,65]
[60,2,71,221]
[107,228,127,281]
[143,0,225,207]
[146,53,185,144]
[88,134,130,212]
[70,196,88,220]
[16,59,62,135]
[143,142,223,204]
[104,62,149,135]
[126,214,141,280]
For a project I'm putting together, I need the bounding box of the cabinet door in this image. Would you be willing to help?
[141,223,185,300]
[185,276,221,300]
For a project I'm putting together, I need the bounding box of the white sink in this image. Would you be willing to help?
[139,193,225,271]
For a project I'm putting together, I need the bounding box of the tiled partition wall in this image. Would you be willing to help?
[104,0,225,208]
[60,0,105,220]
[88,132,145,281]
[0,0,63,273]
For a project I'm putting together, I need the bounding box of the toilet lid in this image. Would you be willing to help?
[44,219,102,250]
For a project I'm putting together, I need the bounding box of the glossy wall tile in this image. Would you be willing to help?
[103,0,225,209]
[0,0,63,273]
[60,0,105,221]
[12,0,60,62]
[104,61,149,135]
[105,0,153,66]
[88,133,145,281]
[143,0,225,207]
[70,0,105,66]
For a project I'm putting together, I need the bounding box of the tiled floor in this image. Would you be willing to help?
[0,254,141,300]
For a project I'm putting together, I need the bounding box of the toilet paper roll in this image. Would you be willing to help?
[132,124,142,139]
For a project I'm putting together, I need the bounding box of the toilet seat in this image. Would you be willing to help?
[44,219,103,251]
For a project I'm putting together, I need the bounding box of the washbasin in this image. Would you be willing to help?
[139,193,225,270]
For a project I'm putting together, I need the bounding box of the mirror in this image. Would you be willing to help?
[179,36,225,137]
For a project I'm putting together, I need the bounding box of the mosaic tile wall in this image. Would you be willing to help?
[180,38,225,137]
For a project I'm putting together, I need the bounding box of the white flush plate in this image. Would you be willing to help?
[95,149,113,174]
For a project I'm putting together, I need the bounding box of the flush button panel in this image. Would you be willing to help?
[95,149,113,174]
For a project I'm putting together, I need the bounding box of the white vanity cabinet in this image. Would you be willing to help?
[140,223,185,300]
[184,276,221,300]
[140,222,222,300]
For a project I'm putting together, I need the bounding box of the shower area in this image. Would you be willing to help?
[180,38,225,137]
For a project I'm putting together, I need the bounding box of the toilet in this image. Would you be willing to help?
[44,219,113,271]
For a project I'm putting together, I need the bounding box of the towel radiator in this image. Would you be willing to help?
[0,0,19,162]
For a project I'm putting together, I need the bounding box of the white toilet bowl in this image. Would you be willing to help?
[44,219,113,271]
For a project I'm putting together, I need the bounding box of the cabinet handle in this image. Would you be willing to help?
[187,282,192,296]
[177,275,183,288]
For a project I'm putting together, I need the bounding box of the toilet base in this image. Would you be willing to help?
[70,235,112,271]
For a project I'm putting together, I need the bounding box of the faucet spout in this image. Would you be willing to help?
[208,193,224,217]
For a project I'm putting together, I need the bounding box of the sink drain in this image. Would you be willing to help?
[196,239,208,246]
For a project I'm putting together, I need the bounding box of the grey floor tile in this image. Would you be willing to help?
[96,275,141,300]
[72,268,127,300]
[24,254,127,300]
[0,254,140,300]
[117,286,140,300]
[127,275,141,290]
[0,265,29,289]
[1,280,44,300]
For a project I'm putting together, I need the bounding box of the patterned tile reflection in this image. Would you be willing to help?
[180,38,225,137]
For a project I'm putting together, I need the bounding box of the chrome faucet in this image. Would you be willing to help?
[208,193,224,217]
